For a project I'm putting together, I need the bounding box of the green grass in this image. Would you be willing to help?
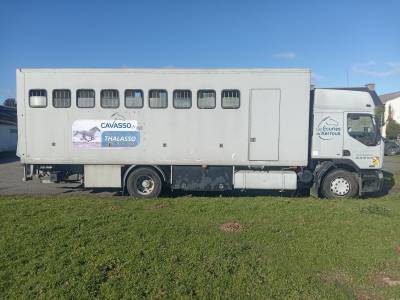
[1,192,400,299]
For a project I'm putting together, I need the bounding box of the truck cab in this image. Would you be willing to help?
[310,88,384,198]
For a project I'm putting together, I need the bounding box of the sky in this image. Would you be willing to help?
[0,0,399,102]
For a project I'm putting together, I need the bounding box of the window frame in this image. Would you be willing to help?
[221,89,240,109]
[197,89,216,109]
[173,89,192,109]
[76,89,96,108]
[148,89,168,109]
[52,89,71,108]
[100,89,120,109]
[347,113,380,146]
[29,89,47,108]
[124,89,144,109]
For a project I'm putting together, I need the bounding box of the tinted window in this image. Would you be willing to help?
[197,90,216,109]
[52,89,71,108]
[125,90,144,108]
[76,89,95,108]
[101,90,119,108]
[173,90,192,109]
[149,90,168,108]
[29,89,47,108]
[221,90,240,109]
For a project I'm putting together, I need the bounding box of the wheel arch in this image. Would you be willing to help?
[311,159,360,197]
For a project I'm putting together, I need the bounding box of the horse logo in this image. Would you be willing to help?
[73,126,100,141]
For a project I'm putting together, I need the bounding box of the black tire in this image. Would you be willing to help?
[387,147,398,156]
[321,169,358,199]
[126,167,162,198]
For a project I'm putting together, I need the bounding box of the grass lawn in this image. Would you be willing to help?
[1,174,400,299]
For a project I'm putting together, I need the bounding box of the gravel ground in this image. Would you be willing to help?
[0,156,118,196]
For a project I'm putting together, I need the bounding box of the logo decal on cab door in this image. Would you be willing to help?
[316,117,341,140]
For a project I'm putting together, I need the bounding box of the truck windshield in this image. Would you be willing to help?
[347,113,380,146]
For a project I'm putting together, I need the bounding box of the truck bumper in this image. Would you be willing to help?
[359,170,384,195]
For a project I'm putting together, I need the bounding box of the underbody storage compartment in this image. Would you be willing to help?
[234,170,297,190]
[172,166,233,191]
[84,165,122,188]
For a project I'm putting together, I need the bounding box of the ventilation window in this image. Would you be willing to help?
[29,89,47,108]
[101,90,119,108]
[76,89,95,108]
[52,89,71,108]
[173,90,192,109]
[125,90,144,108]
[197,90,216,109]
[149,90,168,108]
[222,90,240,109]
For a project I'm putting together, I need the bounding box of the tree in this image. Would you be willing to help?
[3,98,16,108]
[386,105,400,140]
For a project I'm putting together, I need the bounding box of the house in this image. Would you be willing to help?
[0,105,17,152]
[380,91,400,138]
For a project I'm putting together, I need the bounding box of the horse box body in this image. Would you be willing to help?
[16,68,311,168]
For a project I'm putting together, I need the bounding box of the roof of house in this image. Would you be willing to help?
[380,91,400,104]
[0,105,17,126]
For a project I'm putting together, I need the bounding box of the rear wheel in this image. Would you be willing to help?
[321,169,358,199]
[126,167,162,198]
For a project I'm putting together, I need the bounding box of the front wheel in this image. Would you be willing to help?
[321,169,359,199]
[126,167,162,198]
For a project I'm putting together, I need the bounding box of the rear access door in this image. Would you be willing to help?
[249,89,281,161]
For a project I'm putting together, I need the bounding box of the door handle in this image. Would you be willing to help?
[250,137,256,142]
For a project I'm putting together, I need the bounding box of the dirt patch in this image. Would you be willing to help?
[354,289,383,300]
[321,271,352,286]
[395,245,400,255]
[219,222,243,233]
[371,273,400,287]
[321,272,383,300]
[110,205,121,211]
[154,203,167,209]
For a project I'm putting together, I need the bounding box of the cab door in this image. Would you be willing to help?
[343,112,382,169]
[311,112,344,159]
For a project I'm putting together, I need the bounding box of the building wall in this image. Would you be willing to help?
[382,96,400,137]
[0,124,17,152]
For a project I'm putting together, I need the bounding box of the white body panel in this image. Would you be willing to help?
[234,170,297,190]
[17,68,311,167]
[84,165,121,188]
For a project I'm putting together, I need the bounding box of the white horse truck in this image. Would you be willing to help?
[16,68,384,198]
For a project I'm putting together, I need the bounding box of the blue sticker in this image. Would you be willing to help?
[101,131,140,148]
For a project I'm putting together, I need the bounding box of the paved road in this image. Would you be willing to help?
[0,155,399,196]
